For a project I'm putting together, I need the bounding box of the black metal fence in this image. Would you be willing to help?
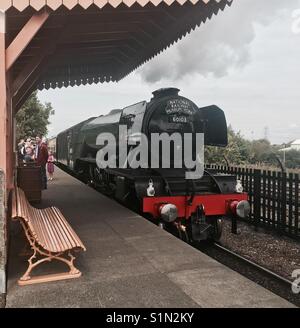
[206,164,300,240]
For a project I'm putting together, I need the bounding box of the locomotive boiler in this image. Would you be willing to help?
[56,88,250,242]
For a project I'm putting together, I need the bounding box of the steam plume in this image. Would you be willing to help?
[139,0,300,83]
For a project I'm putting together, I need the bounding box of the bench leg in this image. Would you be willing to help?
[18,222,81,286]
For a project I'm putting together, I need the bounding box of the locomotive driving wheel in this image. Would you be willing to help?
[212,217,223,241]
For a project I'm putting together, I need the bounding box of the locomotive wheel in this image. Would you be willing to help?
[212,218,223,241]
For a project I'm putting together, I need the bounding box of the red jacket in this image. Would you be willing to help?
[36,143,49,166]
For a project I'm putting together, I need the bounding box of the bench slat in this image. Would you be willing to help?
[30,207,50,251]
[19,189,30,221]
[50,207,81,248]
[42,209,68,252]
[39,210,63,253]
[44,208,73,250]
[20,191,38,240]
[52,207,86,251]
[43,207,82,252]
[28,207,42,242]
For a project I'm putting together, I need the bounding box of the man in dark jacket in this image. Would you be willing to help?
[35,135,49,190]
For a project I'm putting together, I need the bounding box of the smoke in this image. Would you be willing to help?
[139,0,300,83]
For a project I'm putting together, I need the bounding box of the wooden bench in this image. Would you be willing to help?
[11,187,86,286]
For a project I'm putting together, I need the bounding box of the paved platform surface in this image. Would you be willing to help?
[6,167,295,308]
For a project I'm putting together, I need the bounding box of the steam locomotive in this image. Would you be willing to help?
[56,88,249,242]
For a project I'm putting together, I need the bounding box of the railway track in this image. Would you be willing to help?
[198,241,300,307]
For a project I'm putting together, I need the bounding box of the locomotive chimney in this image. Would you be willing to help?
[152,88,180,100]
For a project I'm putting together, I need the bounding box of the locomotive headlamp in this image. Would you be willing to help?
[147,179,155,197]
[230,200,250,219]
[235,179,244,193]
[159,204,178,223]
[236,200,251,218]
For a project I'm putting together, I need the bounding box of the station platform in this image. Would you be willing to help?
[6,167,294,308]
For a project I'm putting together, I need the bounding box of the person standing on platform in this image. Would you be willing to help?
[35,135,49,190]
[47,151,55,181]
[24,146,34,163]
[17,139,25,162]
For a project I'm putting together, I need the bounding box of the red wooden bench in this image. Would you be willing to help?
[11,187,86,286]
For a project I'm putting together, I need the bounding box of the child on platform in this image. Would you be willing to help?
[47,151,55,181]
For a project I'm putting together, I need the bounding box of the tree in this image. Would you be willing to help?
[284,149,300,169]
[16,91,53,141]
[205,126,251,165]
[249,139,276,165]
[205,126,300,170]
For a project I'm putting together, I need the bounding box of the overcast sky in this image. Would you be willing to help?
[38,0,300,145]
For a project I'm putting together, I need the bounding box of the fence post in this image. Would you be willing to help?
[253,169,261,230]
[281,171,287,234]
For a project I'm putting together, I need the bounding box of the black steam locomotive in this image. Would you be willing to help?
[56,88,249,242]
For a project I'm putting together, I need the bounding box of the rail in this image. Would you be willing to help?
[198,242,300,307]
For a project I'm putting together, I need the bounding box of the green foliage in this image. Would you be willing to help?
[205,125,300,169]
[16,92,52,141]
[284,150,300,169]
[205,126,252,165]
[248,139,277,165]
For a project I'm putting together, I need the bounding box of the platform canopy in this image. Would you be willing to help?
[4,0,232,95]
[0,0,234,298]
[0,0,233,187]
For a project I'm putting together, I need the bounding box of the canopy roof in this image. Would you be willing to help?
[5,0,232,91]
[1,0,231,12]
